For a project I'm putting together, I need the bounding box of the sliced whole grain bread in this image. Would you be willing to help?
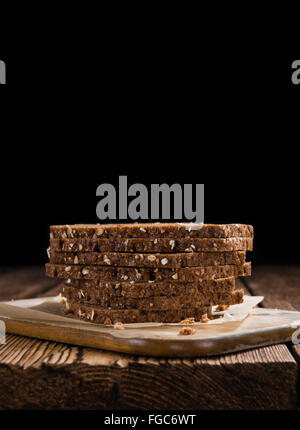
[50,250,246,268]
[50,237,253,253]
[64,277,236,298]
[63,299,212,324]
[62,284,244,310]
[50,223,254,239]
[46,262,251,282]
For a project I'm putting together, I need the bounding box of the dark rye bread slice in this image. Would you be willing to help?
[50,237,253,253]
[64,277,236,298]
[50,250,246,268]
[50,223,254,239]
[62,285,244,310]
[46,262,251,282]
[63,299,212,324]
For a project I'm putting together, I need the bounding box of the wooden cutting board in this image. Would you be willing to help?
[1,296,300,357]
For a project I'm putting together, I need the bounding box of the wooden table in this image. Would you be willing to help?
[0,266,299,410]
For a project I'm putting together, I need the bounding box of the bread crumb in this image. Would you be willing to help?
[114,322,125,330]
[180,317,195,325]
[201,313,210,323]
[179,327,196,335]
[216,304,230,311]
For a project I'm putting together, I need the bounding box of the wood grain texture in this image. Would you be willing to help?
[0,335,297,410]
[243,265,300,311]
[0,266,299,410]
[243,265,300,408]
[293,344,300,399]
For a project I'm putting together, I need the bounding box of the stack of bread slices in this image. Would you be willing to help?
[45,223,253,324]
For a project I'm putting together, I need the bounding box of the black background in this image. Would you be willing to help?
[0,15,300,421]
[0,33,299,267]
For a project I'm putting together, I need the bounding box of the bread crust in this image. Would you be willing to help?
[63,299,212,324]
[50,223,254,239]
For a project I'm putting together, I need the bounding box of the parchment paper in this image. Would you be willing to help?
[1,296,300,356]
[2,294,264,327]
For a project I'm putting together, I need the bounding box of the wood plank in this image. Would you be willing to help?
[243,265,300,407]
[0,334,297,410]
[0,267,298,409]
[293,344,300,397]
[242,265,300,310]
